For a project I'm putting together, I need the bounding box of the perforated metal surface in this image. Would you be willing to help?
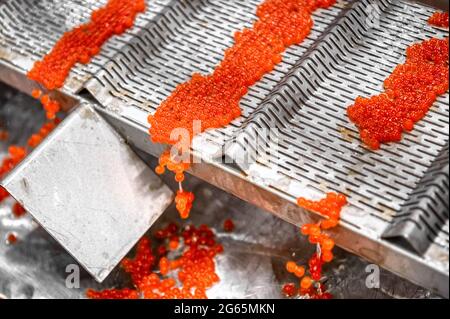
[226,0,450,255]
[0,0,172,93]
[0,0,448,296]
[83,0,449,256]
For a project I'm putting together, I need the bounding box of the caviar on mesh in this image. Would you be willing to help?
[0,120,59,203]
[87,224,222,299]
[27,0,146,90]
[428,12,449,28]
[347,37,449,150]
[148,0,337,144]
[283,192,347,299]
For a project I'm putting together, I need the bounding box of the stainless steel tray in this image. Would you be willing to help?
[0,0,448,297]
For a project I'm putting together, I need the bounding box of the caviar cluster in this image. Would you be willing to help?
[223,219,235,232]
[27,0,145,90]
[347,37,449,150]
[0,146,27,211]
[27,119,61,148]
[31,89,61,120]
[87,223,223,299]
[155,150,190,183]
[282,192,347,299]
[154,150,195,219]
[428,12,449,28]
[0,145,27,243]
[148,0,336,144]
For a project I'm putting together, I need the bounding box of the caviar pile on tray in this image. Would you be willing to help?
[148,0,336,144]
[347,37,449,150]
[282,192,347,299]
[428,12,449,28]
[87,223,223,299]
[27,0,145,90]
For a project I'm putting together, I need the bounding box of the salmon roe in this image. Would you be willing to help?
[223,219,235,232]
[0,119,59,204]
[27,0,146,90]
[87,223,222,299]
[428,12,449,28]
[282,283,297,297]
[6,232,18,245]
[39,95,61,120]
[12,202,27,218]
[148,0,336,144]
[283,192,347,299]
[0,130,8,141]
[347,37,449,150]
[0,146,28,202]
[173,190,194,220]
[28,119,60,148]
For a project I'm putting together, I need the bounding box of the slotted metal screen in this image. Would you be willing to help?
[0,0,448,296]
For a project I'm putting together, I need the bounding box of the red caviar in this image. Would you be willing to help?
[39,95,61,120]
[223,219,235,232]
[86,288,139,299]
[428,12,449,28]
[31,89,42,99]
[347,37,449,149]
[6,233,18,245]
[284,192,347,299]
[0,130,8,141]
[12,202,26,218]
[297,192,347,228]
[121,237,155,286]
[27,119,60,148]
[175,190,195,219]
[282,283,298,297]
[0,120,59,204]
[87,223,222,299]
[148,0,336,144]
[0,146,28,185]
[27,0,146,90]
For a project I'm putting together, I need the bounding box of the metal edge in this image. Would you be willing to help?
[94,103,449,298]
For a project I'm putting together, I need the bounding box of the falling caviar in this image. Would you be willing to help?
[283,192,347,299]
[347,37,449,150]
[150,0,337,219]
[148,0,337,145]
[87,223,222,299]
[27,0,146,90]
[428,12,449,28]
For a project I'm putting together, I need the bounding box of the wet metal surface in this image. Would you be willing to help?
[0,83,439,299]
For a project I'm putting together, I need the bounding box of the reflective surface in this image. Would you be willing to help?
[0,84,439,299]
